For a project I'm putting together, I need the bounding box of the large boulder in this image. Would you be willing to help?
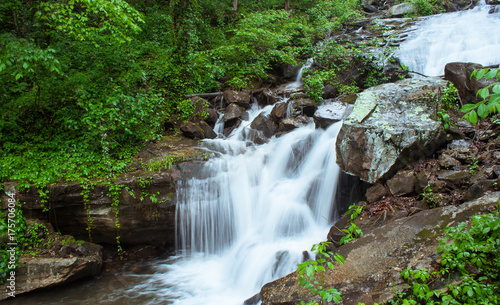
[336,78,449,184]
[260,192,500,305]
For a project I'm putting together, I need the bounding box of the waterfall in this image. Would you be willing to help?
[396,1,500,76]
[165,106,343,305]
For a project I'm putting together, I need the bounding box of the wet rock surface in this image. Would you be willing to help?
[261,192,500,305]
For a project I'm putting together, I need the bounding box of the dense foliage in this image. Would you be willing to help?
[0,0,366,189]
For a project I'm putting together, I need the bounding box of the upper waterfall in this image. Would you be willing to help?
[396,1,500,76]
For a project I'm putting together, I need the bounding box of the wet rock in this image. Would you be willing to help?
[361,0,378,12]
[313,102,351,129]
[438,153,461,168]
[414,171,429,194]
[204,108,219,127]
[463,178,500,201]
[386,3,415,17]
[270,102,288,123]
[223,90,251,109]
[366,182,388,203]
[444,146,478,162]
[444,62,493,105]
[438,170,469,187]
[470,166,495,184]
[336,78,449,184]
[180,121,216,139]
[0,243,102,300]
[387,170,415,197]
[250,113,278,138]
[244,293,262,305]
[260,88,280,105]
[223,103,245,123]
[487,0,500,4]
[279,116,314,132]
[290,95,317,117]
[261,192,500,305]
[454,121,475,137]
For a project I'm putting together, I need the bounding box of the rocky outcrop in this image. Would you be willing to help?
[260,192,500,305]
[0,220,103,300]
[2,172,178,246]
[336,78,449,184]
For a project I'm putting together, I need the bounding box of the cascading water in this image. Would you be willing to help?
[396,0,500,76]
[165,106,342,305]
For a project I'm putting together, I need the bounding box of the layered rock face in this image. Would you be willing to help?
[336,78,450,184]
[260,192,500,305]
[2,172,177,246]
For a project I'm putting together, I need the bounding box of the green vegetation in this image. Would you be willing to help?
[297,241,345,305]
[388,210,500,304]
[0,0,365,190]
[461,68,500,125]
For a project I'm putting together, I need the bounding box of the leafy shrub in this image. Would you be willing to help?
[297,242,345,305]
[461,68,500,125]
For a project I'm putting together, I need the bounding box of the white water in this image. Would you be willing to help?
[281,58,314,91]
[396,1,500,76]
[164,105,342,305]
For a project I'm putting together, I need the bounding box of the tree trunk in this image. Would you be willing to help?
[285,0,290,11]
[232,0,238,12]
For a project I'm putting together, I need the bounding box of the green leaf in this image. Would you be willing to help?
[460,104,477,113]
[474,69,487,80]
[477,104,488,119]
[468,110,478,125]
[478,88,490,100]
[484,69,498,81]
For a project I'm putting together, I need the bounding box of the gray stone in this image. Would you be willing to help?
[386,170,415,197]
[365,182,388,203]
[386,3,415,17]
[279,116,314,132]
[438,153,461,168]
[250,113,278,138]
[270,102,288,123]
[313,102,351,129]
[222,103,245,123]
[336,78,449,184]
[223,90,251,109]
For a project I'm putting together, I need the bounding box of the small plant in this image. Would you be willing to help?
[461,68,500,125]
[346,203,364,221]
[437,110,453,130]
[421,182,440,208]
[467,158,479,175]
[297,242,345,305]
[339,222,363,245]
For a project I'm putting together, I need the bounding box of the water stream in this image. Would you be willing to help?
[396,0,500,76]
[7,2,500,305]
